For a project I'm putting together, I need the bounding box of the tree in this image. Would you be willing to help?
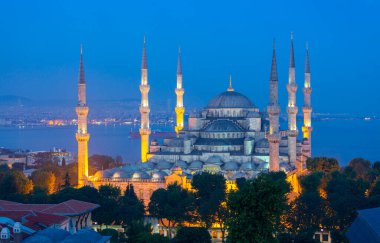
[227,172,290,243]
[326,171,369,230]
[93,185,122,226]
[148,184,195,239]
[306,157,339,173]
[32,170,57,194]
[348,158,371,181]
[119,184,145,226]
[0,170,33,199]
[173,227,211,243]
[191,172,228,242]
[125,221,153,243]
[63,172,70,188]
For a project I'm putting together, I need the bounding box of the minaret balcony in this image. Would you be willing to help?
[287,83,298,93]
[175,106,185,114]
[75,106,89,116]
[76,133,90,142]
[267,105,280,115]
[139,106,150,113]
[287,106,298,114]
[287,130,299,137]
[303,87,312,94]
[302,107,312,113]
[139,128,151,135]
[267,134,280,143]
[139,84,150,93]
[302,126,313,133]
[175,88,184,96]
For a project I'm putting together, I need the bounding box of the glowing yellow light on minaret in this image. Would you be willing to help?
[76,45,90,187]
[175,48,185,134]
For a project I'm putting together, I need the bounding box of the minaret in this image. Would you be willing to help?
[302,43,312,156]
[175,48,185,134]
[267,40,280,172]
[286,33,298,166]
[139,37,151,162]
[75,45,90,187]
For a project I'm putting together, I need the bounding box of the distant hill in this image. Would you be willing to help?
[0,95,32,106]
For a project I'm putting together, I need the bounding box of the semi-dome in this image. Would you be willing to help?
[204,120,243,132]
[207,91,254,109]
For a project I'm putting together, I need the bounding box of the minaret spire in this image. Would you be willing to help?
[286,32,299,168]
[76,45,90,187]
[175,47,185,134]
[302,42,313,162]
[268,39,280,172]
[139,36,151,162]
[227,74,234,92]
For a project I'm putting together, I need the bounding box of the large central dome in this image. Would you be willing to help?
[207,91,254,109]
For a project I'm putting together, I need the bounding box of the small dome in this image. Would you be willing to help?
[1,227,10,239]
[140,161,156,170]
[94,170,105,178]
[240,161,254,171]
[189,160,203,170]
[112,170,131,179]
[223,161,239,171]
[132,171,151,180]
[176,160,188,169]
[156,160,173,170]
[152,171,167,181]
[207,91,254,109]
[206,155,223,165]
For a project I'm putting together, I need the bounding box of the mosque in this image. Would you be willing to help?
[75,35,313,203]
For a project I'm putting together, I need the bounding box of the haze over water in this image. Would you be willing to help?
[1,119,379,166]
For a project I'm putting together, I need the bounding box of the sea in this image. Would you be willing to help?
[0,120,379,166]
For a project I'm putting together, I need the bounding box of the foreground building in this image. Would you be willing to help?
[87,34,313,204]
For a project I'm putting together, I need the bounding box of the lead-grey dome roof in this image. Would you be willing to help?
[207,91,254,109]
[204,120,243,132]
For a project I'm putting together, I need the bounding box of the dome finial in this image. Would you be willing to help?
[227,74,234,92]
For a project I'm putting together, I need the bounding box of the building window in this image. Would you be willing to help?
[322,234,329,242]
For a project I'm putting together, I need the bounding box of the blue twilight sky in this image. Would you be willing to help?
[0,0,379,115]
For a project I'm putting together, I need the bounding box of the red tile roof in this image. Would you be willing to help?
[0,199,99,216]
[0,210,69,231]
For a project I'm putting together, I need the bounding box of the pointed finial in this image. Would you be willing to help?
[227,74,234,92]
[270,39,278,82]
[78,44,85,84]
[289,32,295,68]
[177,47,182,75]
[305,42,310,73]
[142,36,147,69]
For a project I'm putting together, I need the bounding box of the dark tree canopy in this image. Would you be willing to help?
[306,157,339,173]
[191,172,226,228]
[173,227,211,243]
[227,172,290,243]
[148,183,195,239]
